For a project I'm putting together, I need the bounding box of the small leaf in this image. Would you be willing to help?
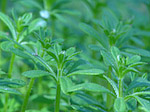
[67,69,104,77]
[22,70,51,78]
[125,91,150,101]
[66,47,76,56]
[79,23,109,49]
[46,50,58,62]
[111,46,120,60]
[60,76,73,94]
[126,55,141,65]
[129,62,146,67]
[122,67,138,76]
[103,75,119,97]
[114,98,126,112]
[101,50,116,67]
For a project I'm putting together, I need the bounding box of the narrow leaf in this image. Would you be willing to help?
[103,75,119,97]
[67,69,104,77]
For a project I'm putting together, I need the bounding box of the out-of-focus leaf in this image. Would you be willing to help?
[124,48,150,57]
[0,86,21,95]
[0,12,16,39]
[0,78,25,88]
[126,55,141,65]
[22,70,51,78]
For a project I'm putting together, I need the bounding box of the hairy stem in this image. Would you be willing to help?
[21,78,35,112]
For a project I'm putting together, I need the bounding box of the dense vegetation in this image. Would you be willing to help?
[0,0,150,112]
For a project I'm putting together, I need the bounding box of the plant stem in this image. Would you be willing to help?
[4,53,16,112]
[55,68,62,112]
[106,66,113,110]
[8,53,16,78]
[21,78,35,112]
[119,78,123,97]
[55,81,61,112]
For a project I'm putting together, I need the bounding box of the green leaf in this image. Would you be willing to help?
[103,75,119,97]
[124,48,150,57]
[23,52,56,79]
[60,76,73,94]
[0,86,21,95]
[114,98,126,112]
[21,13,32,24]
[1,41,13,52]
[0,78,25,88]
[79,23,109,49]
[67,69,104,77]
[69,83,115,97]
[111,46,120,61]
[127,78,150,92]
[46,50,58,62]
[22,70,51,78]
[133,96,150,111]
[66,47,76,56]
[129,62,146,67]
[0,12,16,39]
[125,91,150,101]
[101,50,116,67]
[122,67,138,77]
[126,55,141,65]
[9,47,31,59]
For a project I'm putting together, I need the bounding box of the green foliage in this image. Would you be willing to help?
[0,0,150,112]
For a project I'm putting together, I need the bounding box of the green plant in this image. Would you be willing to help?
[0,0,150,112]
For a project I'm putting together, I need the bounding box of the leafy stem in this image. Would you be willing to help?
[55,67,62,112]
[21,78,35,112]
[55,80,61,112]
